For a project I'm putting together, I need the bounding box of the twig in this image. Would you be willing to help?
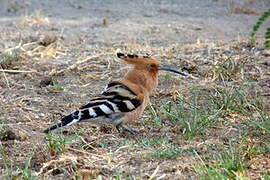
[0,69,37,73]
[66,147,103,158]
[37,154,78,176]
[149,166,160,180]
[49,52,115,76]
[149,102,158,118]
[79,136,97,150]
[22,41,39,47]
[4,42,22,53]
[0,68,10,89]
[157,174,166,180]
[186,73,200,80]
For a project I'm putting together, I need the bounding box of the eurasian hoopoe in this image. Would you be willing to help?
[43,53,186,134]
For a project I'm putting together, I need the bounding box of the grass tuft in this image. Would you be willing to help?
[0,144,37,180]
[138,137,166,148]
[51,81,64,92]
[21,11,50,26]
[196,144,248,180]
[20,158,37,180]
[45,132,78,155]
[208,55,247,81]
[0,124,8,140]
[161,93,220,140]
[151,145,195,159]
[0,49,21,69]
[248,110,270,140]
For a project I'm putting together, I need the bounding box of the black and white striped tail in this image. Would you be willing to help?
[43,112,80,133]
[43,81,141,133]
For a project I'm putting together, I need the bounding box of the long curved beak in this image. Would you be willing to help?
[158,66,186,76]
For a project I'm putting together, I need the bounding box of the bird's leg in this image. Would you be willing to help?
[116,123,138,135]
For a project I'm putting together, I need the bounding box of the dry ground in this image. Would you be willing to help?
[0,0,269,179]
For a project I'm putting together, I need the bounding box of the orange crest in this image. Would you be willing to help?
[117,53,160,72]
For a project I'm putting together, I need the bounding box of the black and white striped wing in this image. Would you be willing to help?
[43,81,142,133]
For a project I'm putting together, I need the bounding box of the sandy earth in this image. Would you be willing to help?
[0,0,269,47]
[0,0,269,179]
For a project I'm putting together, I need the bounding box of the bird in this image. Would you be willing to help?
[43,53,186,134]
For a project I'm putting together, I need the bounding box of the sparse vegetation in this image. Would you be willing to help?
[51,81,64,91]
[0,125,8,140]
[251,8,270,48]
[208,55,247,81]
[262,173,270,180]
[21,10,50,26]
[145,103,162,126]
[0,145,36,180]
[196,144,248,180]
[248,110,270,139]
[139,137,166,148]
[151,145,195,159]
[161,90,220,140]
[0,49,21,68]
[45,131,78,155]
[207,87,256,114]
[1,0,269,179]
[20,158,37,180]
[1,41,269,178]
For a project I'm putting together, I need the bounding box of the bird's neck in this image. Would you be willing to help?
[124,69,158,94]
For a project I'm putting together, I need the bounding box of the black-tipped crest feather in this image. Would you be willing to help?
[117,53,139,59]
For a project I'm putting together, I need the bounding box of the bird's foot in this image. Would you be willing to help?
[116,124,138,135]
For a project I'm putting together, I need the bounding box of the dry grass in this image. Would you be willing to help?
[21,11,50,27]
[219,0,262,15]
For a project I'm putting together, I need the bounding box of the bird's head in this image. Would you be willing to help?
[117,52,186,76]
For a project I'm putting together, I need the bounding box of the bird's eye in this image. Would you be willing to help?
[149,64,155,68]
